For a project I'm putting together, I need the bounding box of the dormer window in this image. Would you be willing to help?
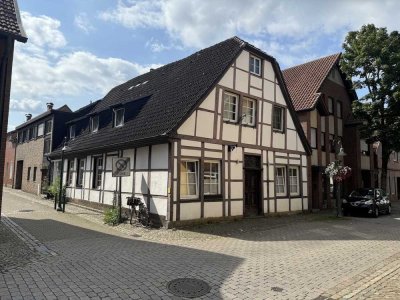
[69,124,76,139]
[114,108,124,127]
[250,55,261,76]
[91,115,99,133]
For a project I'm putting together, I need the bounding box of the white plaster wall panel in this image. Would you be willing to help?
[222,123,239,142]
[84,171,91,190]
[289,159,301,165]
[216,115,221,139]
[181,140,201,148]
[204,151,222,159]
[287,111,296,130]
[244,148,261,155]
[250,75,262,89]
[302,167,307,181]
[264,61,275,81]
[263,200,268,213]
[174,142,178,156]
[135,171,149,194]
[338,119,343,137]
[225,182,229,198]
[177,113,196,136]
[230,182,243,199]
[66,187,72,197]
[269,200,275,213]
[303,182,308,197]
[311,150,318,166]
[104,172,117,191]
[173,181,177,201]
[218,89,223,113]
[180,202,201,220]
[150,171,168,196]
[136,147,149,169]
[76,188,84,200]
[230,147,243,162]
[263,182,268,198]
[181,149,201,157]
[149,196,167,216]
[329,116,335,134]
[276,158,288,164]
[199,88,216,111]
[291,198,302,211]
[123,149,135,164]
[205,143,222,150]
[263,167,268,181]
[83,189,89,201]
[151,144,168,169]
[103,191,115,206]
[286,130,297,151]
[106,156,114,171]
[230,162,243,180]
[196,110,214,138]
[121,174,133,193]
[297,135,304,152]
[241,127,257,145]
[310,110,318,128]
[268,151,274,163]
[219,67,234,89]
[263,150,267,162]
[269,182,275,197]
[263,81,274,101]
[261,125,271,147]
[275,87,286,105]
[235,50,249,70]
[225,201,229,216]
[276,152,287,157]
[173,158,177,179]
[321,117,326,132]
[235,69,249,93]
[277,198,289,212]
[361,156,371,170]
[89,190,99,202]
[230,201,243,216]
[303,198,308,210]
[268,166,274,181]
[249,87,262,98]
[272,132,285,149]
[262,102,272,124]
[173,204,177,221]
[258,101,263,124]
[204,202,223,218]
[289,153,301,158]
[301,155,307,166]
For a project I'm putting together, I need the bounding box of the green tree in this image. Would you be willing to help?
[340,24,400,190]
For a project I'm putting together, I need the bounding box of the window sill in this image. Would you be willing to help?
[272,129,285,134]
[204,194,222,200]
[241,123,256,128]
[249,71,262,77]
[223,119,238,125]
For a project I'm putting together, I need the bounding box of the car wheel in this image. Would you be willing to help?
[373,206,379,218]
[387,205,392,215]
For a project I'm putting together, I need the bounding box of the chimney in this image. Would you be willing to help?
[46,102,54,111]
[150,68,154,72]
[25,114,32,121]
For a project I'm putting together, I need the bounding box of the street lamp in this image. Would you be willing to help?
[336,144,347,217]
[56,138,69,212]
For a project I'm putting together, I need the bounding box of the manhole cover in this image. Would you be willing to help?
[167,278,211,298]
[18,209,34,212]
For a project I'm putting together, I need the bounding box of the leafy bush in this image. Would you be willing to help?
[104,208,120,226]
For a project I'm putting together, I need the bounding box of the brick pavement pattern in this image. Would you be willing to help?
[1,187,400,299]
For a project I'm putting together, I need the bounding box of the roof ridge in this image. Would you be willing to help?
[283,53,341,72]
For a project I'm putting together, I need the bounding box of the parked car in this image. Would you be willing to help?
[342,188,391,217]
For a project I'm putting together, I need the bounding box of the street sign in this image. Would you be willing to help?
[112,157,130,177]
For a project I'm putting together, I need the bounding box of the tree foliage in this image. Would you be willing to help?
[340,24,400,187]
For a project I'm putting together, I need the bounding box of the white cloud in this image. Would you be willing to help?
[99,0,400,65]
[10,98,42,112]
[74,13,95,34]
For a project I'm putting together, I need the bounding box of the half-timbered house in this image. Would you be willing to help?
[50,37,311,227]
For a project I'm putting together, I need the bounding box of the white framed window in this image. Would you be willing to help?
[289,167,300,196]
[67,160,74,186]
[114,108,125,127]
[204,161,220,195]
[242,98,256,126]
[37,123,44,136]
[275,166,286,196]
[180,160,199,198]
[273,106,284,131]
[92,156,103,189]
[250,55,261,76]
[91,115,99,133]
[45,120,52,135]
[310,128,317,149]
[223,92,238,122]
[76,159,85,187]
[69,124,75,139]
[328,97,334,114]
[44,139,51,154]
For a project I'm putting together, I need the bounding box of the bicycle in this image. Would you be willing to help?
[126,196,150,227]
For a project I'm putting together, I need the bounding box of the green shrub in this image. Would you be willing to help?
[104,208,120,226]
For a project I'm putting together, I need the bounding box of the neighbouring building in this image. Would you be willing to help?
[283,54,374,210]
[50,37,311,227]
[3,130,16,187]
[0,0,27,216]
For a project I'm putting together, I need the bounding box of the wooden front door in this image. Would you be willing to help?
[244,155,261,216]
[15,160,23,189]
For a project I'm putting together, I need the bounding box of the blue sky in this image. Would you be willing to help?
[8,0,398,129]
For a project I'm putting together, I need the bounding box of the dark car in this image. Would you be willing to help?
[342,188,391,217]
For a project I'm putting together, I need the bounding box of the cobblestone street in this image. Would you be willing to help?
[1,188,400,299]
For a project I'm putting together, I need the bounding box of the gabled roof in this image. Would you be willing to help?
[0,0,27,42]
[52,36,311,156]
[282,53,341,112]
[15,105,72,130]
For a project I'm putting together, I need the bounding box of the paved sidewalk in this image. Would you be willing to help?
[2,188,400,299]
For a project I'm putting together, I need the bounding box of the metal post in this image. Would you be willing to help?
[119,176,122,223]
[57,150,64,211]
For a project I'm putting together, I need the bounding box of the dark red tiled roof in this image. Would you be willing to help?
[0,0,27,42]
[282,53,341,111]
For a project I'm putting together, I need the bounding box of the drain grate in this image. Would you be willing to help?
[18,210,34,213]
[167,278,211,298]
[271,286,284,292]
